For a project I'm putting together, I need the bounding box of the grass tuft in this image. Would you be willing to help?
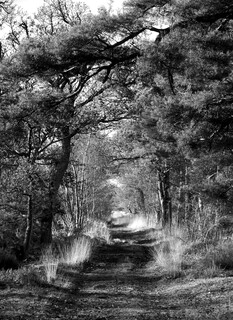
[149,227,187,277]
[59,236,92,266]
[156,239,186,277]
[83,220,111,244]
[41,246,59,283]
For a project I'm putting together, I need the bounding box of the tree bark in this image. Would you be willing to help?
[23,194,33,258]
[136,187,146,214]
[157,164,172,230]
[40,126,71,245]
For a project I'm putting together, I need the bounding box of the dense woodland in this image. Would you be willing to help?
[0,0,233,260]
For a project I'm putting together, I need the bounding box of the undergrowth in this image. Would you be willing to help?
[0,249,19,270]
[0,265,44,287]
[207,239,233,270]
[40,235,92,283]
[149,226,233,279]
[1,221,233,287]
[179,236,233,278]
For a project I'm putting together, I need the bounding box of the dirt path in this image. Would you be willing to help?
[1,243,233,319]
[1,224,233,319]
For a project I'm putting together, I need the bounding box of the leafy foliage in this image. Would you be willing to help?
[0,0,232,259]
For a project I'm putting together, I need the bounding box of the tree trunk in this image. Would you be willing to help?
[23,194,33,257]
[177,159,189,226]
[157,164,172,229]
[136,187,146,214]
[40,127,71,245]
[71,164,80,230]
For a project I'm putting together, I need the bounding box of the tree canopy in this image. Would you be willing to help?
[0,0,233,255]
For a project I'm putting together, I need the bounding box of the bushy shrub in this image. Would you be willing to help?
[0,249,19,270]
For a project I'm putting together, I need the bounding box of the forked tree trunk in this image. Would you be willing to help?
[40,127,71,245]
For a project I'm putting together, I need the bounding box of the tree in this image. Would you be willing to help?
[131,0,233,234]
[2,0,232,250]
[0,0,155,245]
[55,132,115,237]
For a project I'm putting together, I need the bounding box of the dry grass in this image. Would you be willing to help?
[41,246,59,283]
[127,214,157,231]
[59,236,92,265]
[40,234,93,283]
[0,236,93,286]
[149,227,187,277]
[83,220,111,243]
[156,239,186,276]
[127,215,148,231]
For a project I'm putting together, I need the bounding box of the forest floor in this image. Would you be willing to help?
[1,222,233,319]
[1,252,233,320]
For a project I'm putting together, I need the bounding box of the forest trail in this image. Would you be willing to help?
[1,221,233,319]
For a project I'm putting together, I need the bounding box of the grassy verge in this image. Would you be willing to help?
[184,238,233,278]
[148,226,233,279]
[0,235,93,287]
